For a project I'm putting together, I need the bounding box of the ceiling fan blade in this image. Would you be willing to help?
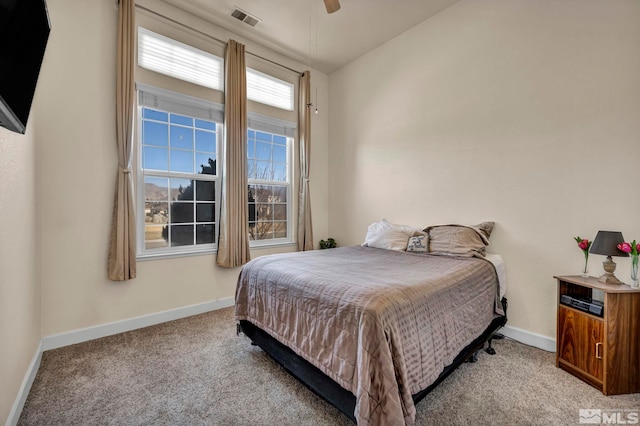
[324,0,341,14]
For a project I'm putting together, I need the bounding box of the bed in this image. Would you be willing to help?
[235,224,507,426]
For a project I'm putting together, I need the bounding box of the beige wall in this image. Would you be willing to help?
[35,0,329,336]
[0,120,40,421]
[328,0,640,338]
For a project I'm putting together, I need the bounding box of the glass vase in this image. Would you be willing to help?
[631,254,639,288]
[581,255,589,278]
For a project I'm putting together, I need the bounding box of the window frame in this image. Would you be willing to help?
[135,85,223,260]
[247,127,293,248]
[134,23,300,258]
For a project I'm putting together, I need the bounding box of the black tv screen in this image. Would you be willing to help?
[0,0,50,134]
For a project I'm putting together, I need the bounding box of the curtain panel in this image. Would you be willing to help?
[216,40,251,268]
[108,0,136,281]
[297,71,314,251]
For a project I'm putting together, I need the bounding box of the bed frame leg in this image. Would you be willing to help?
[485,333,505,355]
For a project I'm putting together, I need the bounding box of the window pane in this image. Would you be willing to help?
[196,154,216,175]
[247,139,255,159]
[144,177,168,201]
[143,146,168,171]
[145,225,168,249]
[196,203,214,222]
[195,180,215,201]
[143,108,168,121]
[170,149,194,173]
[171,224,194,246]
[253,185,272,202]
[196,224,215,244]
[247,159,256,179]
[171,202,193,223]
[256,141,271,160]
[273,164,286,182]
[273,222,287,239]
[273,135,286,145]
[143,121,168,146]
[170,126,194,150]
[195,119,216,131]
[145,202,168,224]
[255,161,271,180]
[170,114,193,126]
[170,178,193,200]
[273,145,286,162]
[195,129,215,153]
[256,203,272,221]
[256,131,271,142]
[273,186,287,202]
[273,204,286,221]
[255,222,273,240]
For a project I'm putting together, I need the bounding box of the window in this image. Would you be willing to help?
[247,68,294,111]
[136,25,298,256]
[137,28,293,112]
[137,85,223,257]
[247,129,291,244]
[138,27,223,91]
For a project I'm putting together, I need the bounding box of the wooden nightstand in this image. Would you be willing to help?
[554,275,640,395]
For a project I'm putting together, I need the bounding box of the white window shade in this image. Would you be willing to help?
[247,68,294,111]
[137,83,224,123]
[138,27,223,91]
[248,111,296,137]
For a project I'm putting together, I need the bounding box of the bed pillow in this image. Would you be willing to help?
[362,219,420,251]
[423,223,493,258]
[406,235,427,252]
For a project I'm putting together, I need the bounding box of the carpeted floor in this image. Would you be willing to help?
[18,307,639,425]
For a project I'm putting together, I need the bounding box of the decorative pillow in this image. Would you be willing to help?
[362,219,420,251]
[475,221,495,240]
[406,235,427,252]
[423,223,492,258]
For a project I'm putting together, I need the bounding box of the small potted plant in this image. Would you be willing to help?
[319,238,337,249]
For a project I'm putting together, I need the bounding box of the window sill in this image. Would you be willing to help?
[136,241,296,262]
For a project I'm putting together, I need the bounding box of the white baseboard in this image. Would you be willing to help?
[42,297,235,351]
[500,325,556,352]
[5,340,43,426]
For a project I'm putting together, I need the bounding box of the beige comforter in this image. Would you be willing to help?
[235,246,502,425]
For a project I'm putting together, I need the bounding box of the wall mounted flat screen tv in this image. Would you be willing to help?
[0,0,50,134]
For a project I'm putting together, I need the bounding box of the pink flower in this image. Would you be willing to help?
[617,242,632,253]
[637,243,640,253]
[578,239,589,250]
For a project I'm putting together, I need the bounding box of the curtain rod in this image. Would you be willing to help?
[134,4,305,76]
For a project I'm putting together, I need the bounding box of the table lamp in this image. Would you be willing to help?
[589,230,628,284]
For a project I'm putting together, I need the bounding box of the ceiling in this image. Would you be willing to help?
[160,0,460,74]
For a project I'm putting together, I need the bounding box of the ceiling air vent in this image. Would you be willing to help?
[231,7,261,27]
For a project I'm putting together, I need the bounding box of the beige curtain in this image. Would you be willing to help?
[108,0,136,281]
[217,40,251,267]
[297,71,314,251]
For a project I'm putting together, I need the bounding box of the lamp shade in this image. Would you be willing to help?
[589,231,629,257]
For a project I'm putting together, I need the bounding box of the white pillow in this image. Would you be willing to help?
[362,219,419,251]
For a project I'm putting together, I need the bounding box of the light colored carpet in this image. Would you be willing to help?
[18,307,639,425]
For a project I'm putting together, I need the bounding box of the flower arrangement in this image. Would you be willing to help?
[617,240,639,287]
[574,236,592,276]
